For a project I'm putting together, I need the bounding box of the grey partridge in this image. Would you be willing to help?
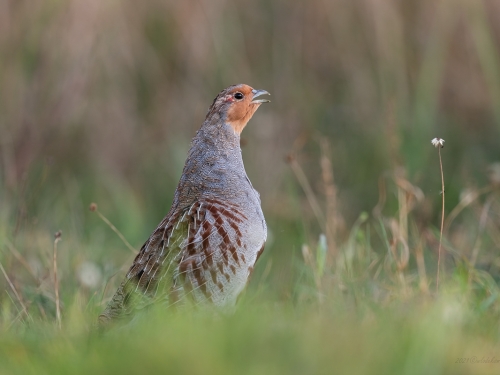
[99,84,270,323]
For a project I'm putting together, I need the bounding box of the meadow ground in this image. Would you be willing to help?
[1,159,500,375]
[2,0,500,373]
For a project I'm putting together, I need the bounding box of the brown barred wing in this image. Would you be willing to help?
[99,198,250,323]
[99,209,189,322]
[172,198,251,306]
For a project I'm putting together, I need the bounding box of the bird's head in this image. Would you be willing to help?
[207,84,270,134]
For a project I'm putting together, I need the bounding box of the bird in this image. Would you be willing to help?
[99,84,270,324]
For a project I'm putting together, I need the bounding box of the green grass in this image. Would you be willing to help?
[1,171,500,375]
[2,0,500,373]
[0,301,493,375]
[1,281,499,375]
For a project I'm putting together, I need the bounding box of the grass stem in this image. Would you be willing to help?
[436,145,445,292]
[0,259,31,322]
[90,203,137,254]
[53,231,62,329]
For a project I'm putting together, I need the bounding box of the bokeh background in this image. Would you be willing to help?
[1,1,500,373]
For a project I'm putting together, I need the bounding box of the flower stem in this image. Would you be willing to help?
[436,146,445,292]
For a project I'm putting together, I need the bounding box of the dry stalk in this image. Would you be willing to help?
[302,244,321,290]
[389,220,409,293]
[319,138,339,258]
[0,259,31,322]
[415,238,429,294]
[444,186,493,233]
[53,231,62,329]
[4,238,38,282]
[287,156,326,232]
[397,182,408,248]
[90,203,137,254]
[469,196,493,269]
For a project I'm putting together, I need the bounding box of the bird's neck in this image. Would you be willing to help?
[171,115,249,209]
[201,111,242,147]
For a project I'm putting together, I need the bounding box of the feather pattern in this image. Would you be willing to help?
[99,84,268,324]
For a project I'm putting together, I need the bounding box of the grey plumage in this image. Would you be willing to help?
[99,84,269,324]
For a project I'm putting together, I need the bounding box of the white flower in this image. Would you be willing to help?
[77,261,102,289]
[431,138,445,148]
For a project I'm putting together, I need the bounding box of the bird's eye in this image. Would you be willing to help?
[234,92,244,100]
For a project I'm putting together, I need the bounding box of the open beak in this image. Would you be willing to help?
[251,89,271,104]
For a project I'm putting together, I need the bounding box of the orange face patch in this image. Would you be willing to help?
[226,85,262,134]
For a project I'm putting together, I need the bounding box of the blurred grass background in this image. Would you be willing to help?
[1,0,500,373]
